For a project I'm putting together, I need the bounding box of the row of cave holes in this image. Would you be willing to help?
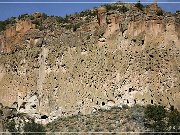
[131,39,144,45]
[96,101,106,106]
[97,99,155,106]
[125,99,155,105]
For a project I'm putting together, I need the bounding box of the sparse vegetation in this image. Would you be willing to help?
[144,104,180,132]
[168,106,180,132]
[45,104,180,133]
[119,5,129,13]
[79,10,97,17]
[135,0,144,11]
[176,10,180,14]
[103,4,129,13]
[144,104,167,132]
[18,14,29,20]
[23,119,46,135]
[157,10,163,16]
[64,22,81,31]
[104,4,119,11]
[46,105,145,132]
[4,119,19,135]
[0,17,16,32]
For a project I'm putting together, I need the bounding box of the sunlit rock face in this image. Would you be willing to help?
[0,3,179,123]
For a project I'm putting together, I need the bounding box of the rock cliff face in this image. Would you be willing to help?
[0,20,36,53]
[0,3,179,123]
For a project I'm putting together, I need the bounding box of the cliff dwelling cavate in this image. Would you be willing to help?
[0,2,179,126]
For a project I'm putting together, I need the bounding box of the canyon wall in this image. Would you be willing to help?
[0,3,179,124]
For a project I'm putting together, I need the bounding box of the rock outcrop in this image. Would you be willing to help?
[0,3,179,124]
[0,20,36,53]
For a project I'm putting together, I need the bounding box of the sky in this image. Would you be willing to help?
[0,0,179,21]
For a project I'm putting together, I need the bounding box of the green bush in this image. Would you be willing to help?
[122,104,129,109]
[135,0,144,11]
[79,10,96,17]
[156,10,163,16]
[104,4,118,11]
[34,20,44,31]
[144,104,167,131]
[5,119,19,135]
[73,23,81,32]
[23,120,46,135]
[145,104,166,121]
[130,105,144,124]
[18,14,29,20]
[119,5,129,13]
[176,10,180,13]
[56,16,65,23]
[41,13,48,20]
[167,107,180,132]
[0,17,16,32]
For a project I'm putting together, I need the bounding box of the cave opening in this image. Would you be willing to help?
[102,102,105,106]
[41,115,48,119]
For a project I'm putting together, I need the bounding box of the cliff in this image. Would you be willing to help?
[0,3,179,124]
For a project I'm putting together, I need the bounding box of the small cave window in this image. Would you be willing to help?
[41,115,48,119]
[142,40,144,45]
[149,54,154,58]
[31,104,36,109]
[102,102,105,106]
[129,88,133,92]
[132,39,136,42]
[170,106,174,111]
[19,102,27,109]
[151,100,153,104]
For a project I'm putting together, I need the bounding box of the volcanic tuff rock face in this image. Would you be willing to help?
[0,3,180,123]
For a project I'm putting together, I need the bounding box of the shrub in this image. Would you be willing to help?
[130,105,144,124]
[122,104,129,109]
[65,24,73,30]
[73,23,81,32]
[135,0,144,11]
[23,120,46,135]
[145,104,166,121]
[18,14,28,20]
[104,4,119,11]
[29,15,35,20]
[41,13,48,20]
[176,10,180,13]
[167,107,180,132]
[119,5,129,13]
[56,16,65,23]
[5,119,18,135]
[144,104,167,131]
[0,17,16,32]
[63,15,69,23]
[79,10,96,17]
[157,10,163,16]
[34,20,44,31]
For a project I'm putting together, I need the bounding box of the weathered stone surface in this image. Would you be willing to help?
[0,20,36,53]
[0,3,179,123]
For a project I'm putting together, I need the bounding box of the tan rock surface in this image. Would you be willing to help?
[0,4,179,122]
